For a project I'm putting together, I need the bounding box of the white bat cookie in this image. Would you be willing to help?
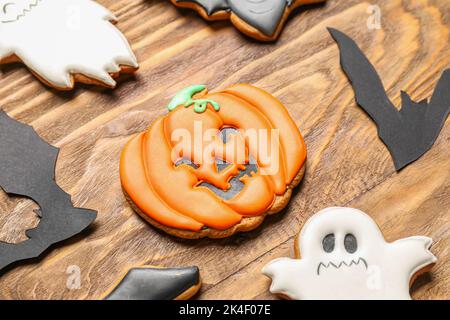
[263,207,437,300]
[0,0,138,89]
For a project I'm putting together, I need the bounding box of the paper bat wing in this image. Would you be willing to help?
[104,266,201,300]
[328,28,401,133]
[329,28,449,170]
[425,69,450,144]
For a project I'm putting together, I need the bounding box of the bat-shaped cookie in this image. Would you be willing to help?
[172,0,325,41]
[0,111,96,272]
[103,266,201,300]
[329,28,450,170]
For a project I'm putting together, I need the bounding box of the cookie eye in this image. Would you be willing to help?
[344,234,357,253]
[2,3,14,14]
[322,234,335,253]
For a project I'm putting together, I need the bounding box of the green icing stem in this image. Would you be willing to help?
[167,85,220,113]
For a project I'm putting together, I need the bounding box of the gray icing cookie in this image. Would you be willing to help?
[329,28,450,170]
[174,0,293,36]
[228,0,291,36]
[176,0,229,16]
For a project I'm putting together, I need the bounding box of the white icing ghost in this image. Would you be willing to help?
[0,0,138,89]
[262,207,437,300]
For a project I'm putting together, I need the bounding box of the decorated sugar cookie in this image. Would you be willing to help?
[104,266,201,300]
[0,0,138,89]
[120,84,307,239]
[263,207,437,300]
[170,0,326,41]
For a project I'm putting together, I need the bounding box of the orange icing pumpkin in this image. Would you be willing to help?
[120,84,306,233]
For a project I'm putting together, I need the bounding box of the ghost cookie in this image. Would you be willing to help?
[170,0,326,41]
[0,0,138,90]
[120,84,307,239]
[263,207,437,300]
[103,266,201,300]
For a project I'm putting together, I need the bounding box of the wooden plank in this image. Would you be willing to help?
[0,0,448,299]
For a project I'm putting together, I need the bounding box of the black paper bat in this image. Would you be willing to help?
[0,110,96,272]
[104,266,200,300]
[329,28,450,170]
[176,0,294,36]
[177,0,229,16]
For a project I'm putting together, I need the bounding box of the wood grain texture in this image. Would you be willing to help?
[0,0,448,300]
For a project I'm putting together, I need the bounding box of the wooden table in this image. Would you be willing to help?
[0,0,448,300]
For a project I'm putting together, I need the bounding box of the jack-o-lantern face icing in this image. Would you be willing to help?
[0,0,36,23]
[120,84,306,239]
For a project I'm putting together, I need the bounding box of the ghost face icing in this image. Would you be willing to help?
[263,207,437,300]
[0,0,138,89]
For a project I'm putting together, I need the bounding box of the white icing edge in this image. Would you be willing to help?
[262,207,437,300]
[0,0,138,89]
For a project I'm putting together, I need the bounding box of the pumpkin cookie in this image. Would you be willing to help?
[120,84,307,239]
[170,0,326,41]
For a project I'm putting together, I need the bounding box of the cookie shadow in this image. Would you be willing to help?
[0,62,139,101]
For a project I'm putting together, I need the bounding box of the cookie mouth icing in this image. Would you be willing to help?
[1,0,40,23]
[317,257,368,275]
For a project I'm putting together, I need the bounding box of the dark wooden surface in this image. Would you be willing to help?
[0,0,448,299]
